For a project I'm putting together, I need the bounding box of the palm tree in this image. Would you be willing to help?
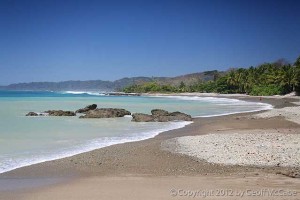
[236,68,248,93]
[279,65,298,93]
[226,70,238,92]
[244,66,257,93]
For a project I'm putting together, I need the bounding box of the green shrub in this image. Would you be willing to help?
[249,85,284,96]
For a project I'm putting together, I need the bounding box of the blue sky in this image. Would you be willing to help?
[0,0,300,85]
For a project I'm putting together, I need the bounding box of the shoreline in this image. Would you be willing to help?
[0,94,272,175]
[0,120,192,175]
[1,94,300,199]
[145,92,299,108]
[0,95,298,176]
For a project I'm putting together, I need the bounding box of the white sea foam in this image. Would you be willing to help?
[61,91,106,96]
[153,95,273,117]
[0,121,192,174]
[151,95,243,103]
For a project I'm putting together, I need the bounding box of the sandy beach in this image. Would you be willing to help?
[0,94,299,200]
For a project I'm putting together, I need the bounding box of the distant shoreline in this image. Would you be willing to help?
[1,88,298,97]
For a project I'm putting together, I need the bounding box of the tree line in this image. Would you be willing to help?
[122,56,300,96]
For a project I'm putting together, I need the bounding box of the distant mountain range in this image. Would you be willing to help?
[0,71,224,91]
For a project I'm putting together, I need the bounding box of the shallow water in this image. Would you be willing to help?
[0,90,272,173]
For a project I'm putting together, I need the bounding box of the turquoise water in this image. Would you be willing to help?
[0,90,272,173]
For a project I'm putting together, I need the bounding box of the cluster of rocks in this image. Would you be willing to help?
[79,108,131,118]
[75,104,97,113]
[26,104,193,122]
[45,110,76,116]
[26,110,76,117]
[132,109,192,122]
[26,112,44,116]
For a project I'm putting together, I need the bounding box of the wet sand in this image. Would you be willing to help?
[0,96,299,200]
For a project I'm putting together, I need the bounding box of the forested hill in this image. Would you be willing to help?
[2,56,300,96]
[0,71,218,91]
[122,57,300,96]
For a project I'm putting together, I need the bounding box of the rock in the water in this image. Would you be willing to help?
[132,113,155,122]
[155,114,192,122]
[45,110,76,116]
[133,109,192,122]
[80,108,131,118]
[151,109,169,117]
[26,112,39,116]
[154,116,170,122]
[168,111,192,121]
[76,104,97,113]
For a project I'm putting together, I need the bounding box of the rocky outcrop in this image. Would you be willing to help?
[132,113,155,122]
[151,109,169,117]
[80,108,131,118]
[26,112,39,116]
[26,110,75,116]
[168,111,193,121]
[75,104,97,113]
[25,107,191,122]
[44,110,76,116]
[132,109,192,122]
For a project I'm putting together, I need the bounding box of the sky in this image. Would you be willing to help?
[0,0,300,85]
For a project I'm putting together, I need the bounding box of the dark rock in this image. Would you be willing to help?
[154,111,192,122]
[132,113,155,122]
[44,110,76,116]
[151,109,169,117]
[26,112,39,116]
[168,111,192,121]
[80,108,131,118]
[133,109,192,122]
[75,104,97,113]
[155,116,170,122]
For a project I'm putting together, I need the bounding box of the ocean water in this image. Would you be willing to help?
[0,90,272,174]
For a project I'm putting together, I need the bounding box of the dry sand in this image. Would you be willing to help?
[0,95,299,200]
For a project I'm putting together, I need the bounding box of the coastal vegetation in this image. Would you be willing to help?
[123,56,300,96]
[1,57,299,96]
